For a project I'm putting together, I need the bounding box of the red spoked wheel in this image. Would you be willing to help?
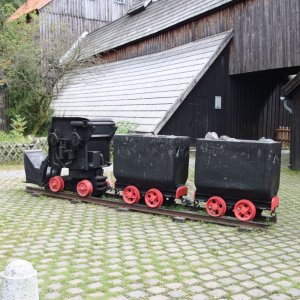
[145,188,164,209]
[206,196,227,217]
[234,199,256,221]
[122,185,140,205]
[76,180,93,197]
[49,176,64,193]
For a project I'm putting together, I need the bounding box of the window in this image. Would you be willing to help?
[114,0,125,4]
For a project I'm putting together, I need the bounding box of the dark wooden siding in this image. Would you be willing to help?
[100,0,300,74]
[160,48,291,140]
[231,0,300,74]
[290,87,300,170]
[160,48,231,139]
[230,73,291,139]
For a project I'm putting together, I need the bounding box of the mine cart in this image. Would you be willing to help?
[113,135,190,208]
[194,138,281,221]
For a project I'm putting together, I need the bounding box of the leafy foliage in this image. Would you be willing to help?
[116,121,138,134]
[10,114,27,135]
[0,2,95,136]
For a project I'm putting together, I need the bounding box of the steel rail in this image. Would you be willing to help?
[25,186,273,230]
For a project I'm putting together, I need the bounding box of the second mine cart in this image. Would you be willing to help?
[113,135,190,208]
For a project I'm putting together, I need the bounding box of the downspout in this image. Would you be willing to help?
[280,96,293,114]
[59,31,89,65]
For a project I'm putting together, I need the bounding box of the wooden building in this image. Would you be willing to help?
[53,0,300,141]
[9,0,140,46]
[283,73,300,170]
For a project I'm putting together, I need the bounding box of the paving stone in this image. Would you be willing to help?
[254,276,272,284]
[240,281,258,288]
[247,288,266,298]
[270,294,291,300]
[148,296,169,300]
[165,282,183,290]
[231,294,251,300]
[226,285,243,293]
[66,288,84,295]
[189,286,204,293]
[288,288,300,297]
[45,292,61,299]
[87,282,102,289]
[128,283,144,290]
[191,294,209,300]
[168,290,187,298]
[127,290,148,298]
[48,283,62,291]
[262,284,280,293]
[109,286,125,293]
[109,296,129,300]
[277,280,293,287]
[208,288,227,298]
[148,286,167,294]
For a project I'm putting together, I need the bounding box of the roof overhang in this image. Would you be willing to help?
[9,0,52,21]
[53,30,233,134]
[282,72,300,96]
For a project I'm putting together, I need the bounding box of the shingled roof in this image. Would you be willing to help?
[9,0,52,21]
[79,0,236,59]
[53,30,233,133]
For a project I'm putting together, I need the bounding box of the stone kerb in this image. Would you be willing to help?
[1,259,39,300]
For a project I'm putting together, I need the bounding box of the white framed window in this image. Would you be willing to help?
[114,0,126,4]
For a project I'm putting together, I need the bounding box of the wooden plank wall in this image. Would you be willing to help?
[290,87,300,170]
[39,0,139,46]
[230,0,300,74]
[100,0,300,74]
[230,72,291,139]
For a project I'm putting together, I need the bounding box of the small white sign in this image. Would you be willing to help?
[215,96,222,109]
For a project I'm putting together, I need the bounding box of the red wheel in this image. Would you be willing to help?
[145,189,163,208]
[49,176,64,193]
[206,196,227,217]
[234,199,256,221]
[76,180,93,197]
[123,185,140,204]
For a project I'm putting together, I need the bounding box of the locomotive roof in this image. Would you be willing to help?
[78,0,238,60]
[52,30,232,133]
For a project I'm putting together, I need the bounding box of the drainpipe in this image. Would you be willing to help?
[59,31,89,65]
[280,96,293,114]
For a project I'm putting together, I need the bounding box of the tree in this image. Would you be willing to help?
[0,3,95,135]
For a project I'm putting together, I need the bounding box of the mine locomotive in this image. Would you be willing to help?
[24,116,281,222]
[24,117,116,197]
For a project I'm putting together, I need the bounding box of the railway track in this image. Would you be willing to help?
[26,186,275,230]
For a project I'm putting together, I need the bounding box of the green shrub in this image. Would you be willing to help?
[0,130,29,144]
[116,121,137,134]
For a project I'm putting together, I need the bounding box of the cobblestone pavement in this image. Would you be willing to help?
[0,154,300,300]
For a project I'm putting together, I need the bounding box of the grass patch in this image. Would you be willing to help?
[0,163,24,170]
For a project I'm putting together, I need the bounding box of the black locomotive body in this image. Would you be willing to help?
[113,135,190,208]
[195,139,281,221]
[24,117,116,197]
